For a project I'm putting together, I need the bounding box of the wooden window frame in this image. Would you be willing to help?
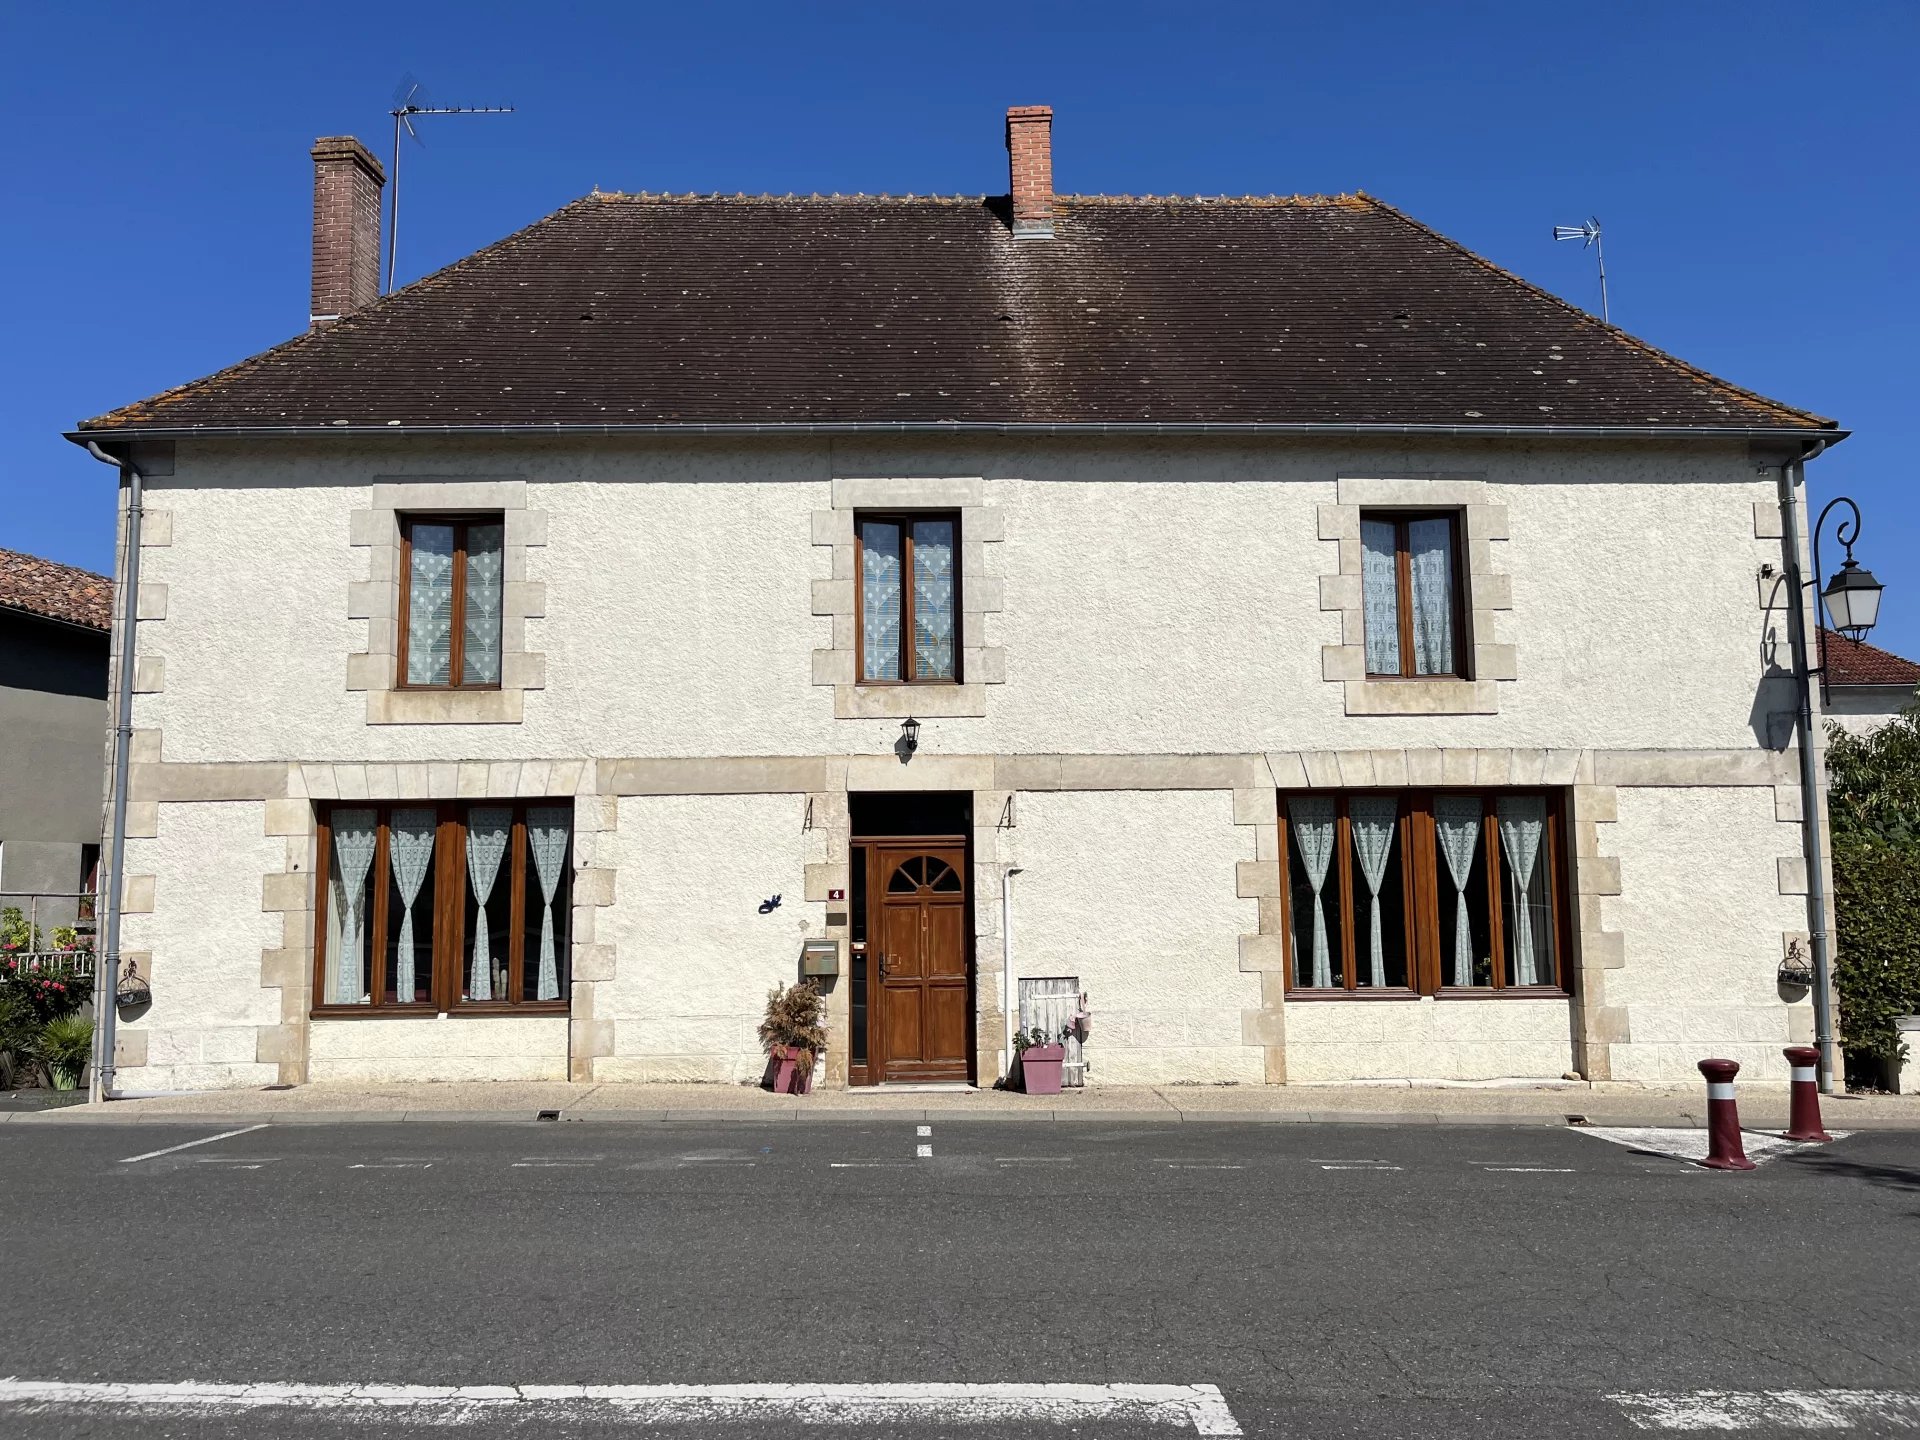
[396,513,506,691]
[1276,789,1571,1000]
[1360,510,1469,680]
[853,510,964,685]
[311,801,571,1018]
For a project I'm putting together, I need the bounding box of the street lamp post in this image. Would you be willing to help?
[1787,491,1886,1094]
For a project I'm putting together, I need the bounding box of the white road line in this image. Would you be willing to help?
[995,1157,1074,1164]
[511,1162,597,1169]
[916,1143,934,1158]
[1320,1164,1403,1171]
[348,1162,433,1170]
[1162,1164,1244,1171]
[0,1379,1243,1434]
[678,1159,756,1168]
[917,1125,932,1137]
[830,1162,915,1169]
[119,1125,269,1165]
[1609,1388,1920,1430]
[1483,1167,1576,1173]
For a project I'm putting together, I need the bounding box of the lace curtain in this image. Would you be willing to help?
[1434,794,1482,986]
[911,519,956,680]
[526,806,570,1001]
[462,525,504,685]
[1497,795,1549,984]
[1348,796,1398,987]
[1360,519,1401,675]
[1290,796,1337,987]
[406,525,456,685]
[464,806,512,1001]
[387,807,437,1002]
[328,810,378,1005]
[861,521,903,681]
[1408,518,1455,676]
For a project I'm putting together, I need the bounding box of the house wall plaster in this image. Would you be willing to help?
[308,1016,567,1082]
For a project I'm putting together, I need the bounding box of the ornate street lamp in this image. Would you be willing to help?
[1812,497,1886,695]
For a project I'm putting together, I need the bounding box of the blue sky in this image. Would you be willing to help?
[4,1,1914,649]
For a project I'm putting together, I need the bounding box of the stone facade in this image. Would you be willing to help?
[106,434,1831,1090]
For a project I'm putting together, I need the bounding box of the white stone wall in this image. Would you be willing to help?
[118,801,282,1091]
[1603,785,1812,1082]
[135,436,1790,765]
[1007,790,1263,1086]
[309,1016,568,1083]
[596,793,819,1083]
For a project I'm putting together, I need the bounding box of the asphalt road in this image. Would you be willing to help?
[1,1115,1916,1438]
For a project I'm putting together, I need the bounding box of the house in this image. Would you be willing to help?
[0,548,110,931]
[1820,629,1920,735]
[69,109,1845,1093]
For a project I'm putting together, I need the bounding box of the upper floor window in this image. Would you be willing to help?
[857,513,959,683]
[399,515,504,688]
[314,801,572,1014]
[1361,512,1464,678]
[1279,789,1568,997]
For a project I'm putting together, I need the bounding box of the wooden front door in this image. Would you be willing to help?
[871,844,969,1082]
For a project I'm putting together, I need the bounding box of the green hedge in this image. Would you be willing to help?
[1832,835,1920,1067]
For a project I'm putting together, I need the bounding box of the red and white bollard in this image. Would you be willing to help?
[1782,1045,1832,1143]
[1697,1058,1755,1171]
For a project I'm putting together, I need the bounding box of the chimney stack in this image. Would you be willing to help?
[1005,105,1053,237]
[309,136,385,328]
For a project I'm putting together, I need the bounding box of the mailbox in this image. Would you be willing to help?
[800,938,840,977]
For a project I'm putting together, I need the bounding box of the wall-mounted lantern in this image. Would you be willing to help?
[900,717,920,755]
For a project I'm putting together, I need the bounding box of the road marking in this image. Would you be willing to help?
[119,1124,269,1165]
[348,1162,433,1170]
[917,1125,932,1137]
[995,1157,1074,1163]
[678,1159,756,1168]
[0,1379,1243,1433]
[1577,1127,1850,1168]
[1609,1388,1920,1430]
[511,1162,597,1169]
[1162,1164,1244,1170]
[1320,1164,1403,1171]
[830,1162,915,1169]
[1482,1167,1576,1173]
[916,1143,933,1158]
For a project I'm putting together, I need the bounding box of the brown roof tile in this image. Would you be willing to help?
[0,548,113,631]
[1822,629,1920,688]
[77,192,1832,435]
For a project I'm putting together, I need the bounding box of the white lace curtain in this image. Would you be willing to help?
[1360,519,1401,675]
[527,806,570,1001]
[329,810,378,1005]
[1348,796,1397,987]
[861,520,903,681]
[406,525,456,685]
[1408,518,1455,676]
[388,807,437,1002]
[462,525,505,685]
[464,806,512,1001]
[1289,796,1337,987]
[1434,794,1482,986]
[1497,795,1550,985]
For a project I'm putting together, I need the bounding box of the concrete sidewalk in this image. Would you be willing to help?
[9,1078,1918,1128]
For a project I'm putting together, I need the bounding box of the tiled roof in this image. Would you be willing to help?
[78,192,1831,435]
[1822,629,1920,688]
[0,548,112,631]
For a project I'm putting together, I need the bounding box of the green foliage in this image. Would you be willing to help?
[758,981,826,1058]
[0,907,41,955]
[1012,1026,1067,1052]
[1827,705,1920,1071]
[0,953,89,1025]
[35,1014,93,1090]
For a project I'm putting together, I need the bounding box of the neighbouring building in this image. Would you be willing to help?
[70,110,1848,1092]
[0,548,110,929]
[1820,629,1920,735]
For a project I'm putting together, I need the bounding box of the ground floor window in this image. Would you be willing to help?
[1279,789,1569,997]
[314,801,572,1014]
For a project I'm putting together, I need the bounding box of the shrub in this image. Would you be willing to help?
[35,1014,93,1091]
[1828,708,1920,1077]
[0,907,40,955]
[758,981,826,1058]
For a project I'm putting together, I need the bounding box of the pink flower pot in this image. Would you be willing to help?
[767,1049,798,1094]
[1019,1043,1065,1095]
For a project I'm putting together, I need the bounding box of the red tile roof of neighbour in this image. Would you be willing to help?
[76,192,1832,436]
[1822,629,1920,688]
[0,548,112,631]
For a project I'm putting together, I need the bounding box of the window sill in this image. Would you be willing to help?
[835,682,988,719]
[1362,673,1472,683]
[366,688,525,725]
[1343,676,1498,716]
[395,683,506,694]
[310,1004,570,1020]
[1284,987,1571,1001]
[1284,988,1425,1002]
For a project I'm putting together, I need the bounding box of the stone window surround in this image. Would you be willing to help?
[1318,475,1515,716]
[346,478,548,725]
[811,477,1006,720]
[113,745,1810,1088]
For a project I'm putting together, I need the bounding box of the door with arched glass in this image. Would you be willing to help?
[872,845,969,1082]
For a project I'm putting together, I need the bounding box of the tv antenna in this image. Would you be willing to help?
[1551,217,1608,324]
[385,76,515,292]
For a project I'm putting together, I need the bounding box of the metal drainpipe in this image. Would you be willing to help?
[1000,866,1024,1085]
[1776,439,1836,1093]
[84,440,143,1103]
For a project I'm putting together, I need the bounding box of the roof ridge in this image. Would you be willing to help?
[79,197,603,431]
[585,190,1360,206]
[1354,193,1834,431]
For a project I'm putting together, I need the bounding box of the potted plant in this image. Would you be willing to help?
[759,980,827,1095]
[35,1014,93,1092]
[1013,1025,1068,1095]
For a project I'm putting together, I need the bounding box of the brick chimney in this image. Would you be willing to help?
[1006,105,1054,237]
[309,136,385,328]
